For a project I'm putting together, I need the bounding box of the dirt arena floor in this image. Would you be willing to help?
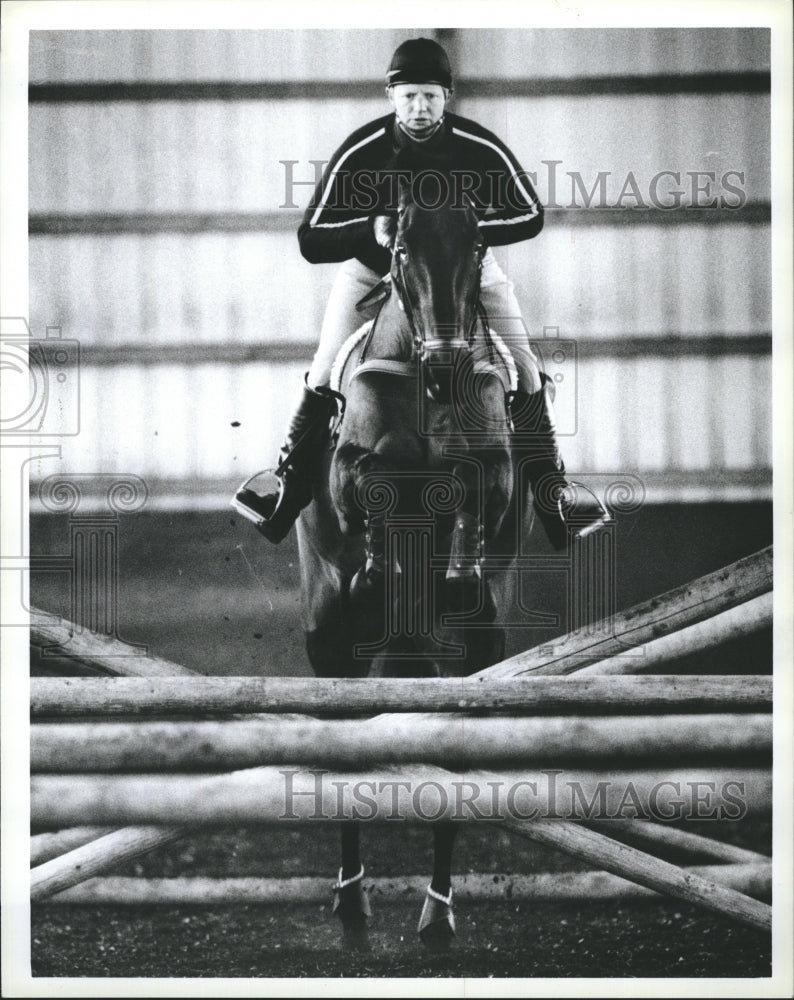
[29,501,774,981]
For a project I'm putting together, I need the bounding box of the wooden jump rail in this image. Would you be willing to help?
[29,546,774,934]
[30,764,773,827]
[28,610,196,677]
[31,827,117,867]
[30,674,773,716]
[572,592,772,677]
[477,545,772,678]
[31,712,772,771]
[43,863,772,906]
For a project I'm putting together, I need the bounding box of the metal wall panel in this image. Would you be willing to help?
[29,93,770,214]
[29,233,335,346]
[29,99,386,214]
[26,28,772,495]
[29,29,429,83]
[32,352,769,487]
[28,360,307,483]
[455,28,770,77]
[500,223,770,338]
[30,28,770,83]
[457,94,770,204]
[29,223,770,352]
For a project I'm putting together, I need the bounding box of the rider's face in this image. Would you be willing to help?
[387,83,448,136]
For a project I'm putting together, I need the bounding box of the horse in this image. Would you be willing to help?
[295,179,532,949]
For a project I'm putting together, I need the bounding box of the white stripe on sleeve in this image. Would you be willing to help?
[478,212,538,228]
[309,127,387,228]
[313,216,370,229]
[451,126,539,217]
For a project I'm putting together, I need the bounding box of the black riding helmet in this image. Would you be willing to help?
[386,37,453,89]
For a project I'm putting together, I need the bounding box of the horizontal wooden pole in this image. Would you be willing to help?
[30,765,772,827]
[505,818,771,933]
[29,674,773,717]
[587,818,770,865]
[27,334,771,369]
[31,713,772,772]
[29,607,198,677]
[479,546,773,679]
[575,593,772,677]
[44,863,771,906]
[28,470,773,512]
[28,203,771,237]
[30,826,116,867]
[30,826,184,902]
[27,71,771,104]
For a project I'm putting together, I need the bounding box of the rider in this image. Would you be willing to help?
[235,37,609,549]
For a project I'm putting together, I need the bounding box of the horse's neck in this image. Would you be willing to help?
[366,295,415,362]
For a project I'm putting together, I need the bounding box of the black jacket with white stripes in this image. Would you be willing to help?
[298,111,544,275]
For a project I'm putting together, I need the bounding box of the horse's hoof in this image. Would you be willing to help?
[332,866,372,950]
[418,885,456,950]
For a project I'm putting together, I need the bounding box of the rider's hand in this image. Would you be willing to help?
[372,215,395,250]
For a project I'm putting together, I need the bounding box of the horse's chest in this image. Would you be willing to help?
[421,407,463,461]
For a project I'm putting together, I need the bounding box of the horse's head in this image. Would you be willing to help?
[391,177,484,403]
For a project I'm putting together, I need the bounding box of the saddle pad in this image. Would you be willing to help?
[350,359,416,380]
[329,323,371,394]
[329,324,519,395]
[473,329,519,394]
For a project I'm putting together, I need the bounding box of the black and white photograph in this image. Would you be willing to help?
[1,0,792,994]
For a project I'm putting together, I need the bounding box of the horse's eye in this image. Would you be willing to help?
[396,243,407,257]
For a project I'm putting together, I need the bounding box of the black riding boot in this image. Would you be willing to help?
[510,375,611,550]
[232,377,340,543]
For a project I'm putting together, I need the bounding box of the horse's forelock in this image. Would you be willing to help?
[399,197,479,248]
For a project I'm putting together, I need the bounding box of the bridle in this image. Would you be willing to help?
[357,202,497,372]
[390,224,488,364]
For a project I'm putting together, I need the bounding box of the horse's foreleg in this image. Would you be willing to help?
[446,460,483,585]
[349,511,390,601]
[446,459,487,625]
[431,822,456,897]
[418,822,458,949]
[333,821,371,949]
[336,447,399,603]
[447,509,483,583]
[443,454,506,671]
[340,821,362,883]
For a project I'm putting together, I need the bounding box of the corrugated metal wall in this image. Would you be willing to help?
[28,28,771,500]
